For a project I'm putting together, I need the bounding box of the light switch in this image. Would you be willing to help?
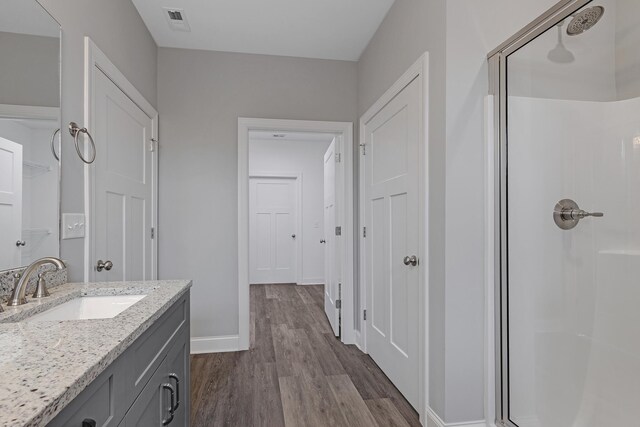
[62,213,86,239]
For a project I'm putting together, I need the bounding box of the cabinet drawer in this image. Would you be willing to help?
[48,356,126,427]
[127,295,187,397]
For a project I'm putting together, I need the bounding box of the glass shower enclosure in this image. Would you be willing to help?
[489,0,640,425]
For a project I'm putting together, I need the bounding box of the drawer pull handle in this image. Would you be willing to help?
[169,373,180,410]
[162,383,176,425]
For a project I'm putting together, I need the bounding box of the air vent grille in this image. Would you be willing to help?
[167,10,183,21]
[162,7,191,32]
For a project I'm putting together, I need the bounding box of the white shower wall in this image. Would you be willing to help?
[507,95,640,427]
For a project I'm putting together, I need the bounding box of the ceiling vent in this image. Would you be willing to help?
[163,7,191,32]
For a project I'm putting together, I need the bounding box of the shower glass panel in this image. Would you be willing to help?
[504,1,640,426]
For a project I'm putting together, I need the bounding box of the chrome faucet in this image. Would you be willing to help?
[7,257,66,307]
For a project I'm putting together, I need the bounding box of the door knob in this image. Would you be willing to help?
[320,239,326,244]
[553,199,604,230]
[96,260,113,272]
[403,255,418,266]
[15,240,26,247]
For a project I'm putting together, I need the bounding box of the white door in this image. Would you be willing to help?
[91,68,154,282]
[0,137,22,268]
[249,177,297,284]
[324,139,340,336]
[363,77,421,409]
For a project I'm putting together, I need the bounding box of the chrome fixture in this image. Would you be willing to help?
[403,255,418,266]
[7,257,66,306]
[96,259,113,272]
[548,22,575,64]
[553,199,604,230]
[567,6,605,36]
[69,122,96,164]
[15,240,26,247]
[320,239,326,244]
[33,273,51,298]
[50,128,61,161]
[291,234,296,239]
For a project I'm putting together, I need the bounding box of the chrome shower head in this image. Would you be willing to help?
[567,6,604,36]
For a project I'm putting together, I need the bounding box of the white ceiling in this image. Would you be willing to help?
[131,0,395,61]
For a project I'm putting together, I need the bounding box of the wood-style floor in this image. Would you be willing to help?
[190,284,420,427]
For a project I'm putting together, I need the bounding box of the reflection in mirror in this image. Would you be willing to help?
[0,0,60,271]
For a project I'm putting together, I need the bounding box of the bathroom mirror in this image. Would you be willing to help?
[0,0,61,271]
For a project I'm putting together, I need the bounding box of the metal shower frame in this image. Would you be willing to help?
[487,0,595,425]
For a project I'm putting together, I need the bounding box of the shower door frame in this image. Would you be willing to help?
[487,0,595,425]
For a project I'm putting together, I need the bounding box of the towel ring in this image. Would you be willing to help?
[69,122,96,164]
[50,128,60,161]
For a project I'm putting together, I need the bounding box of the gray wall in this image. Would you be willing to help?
[357,0,448,419]
[38,0,158,280]
[0,31,59,107]
[157,48,357,338]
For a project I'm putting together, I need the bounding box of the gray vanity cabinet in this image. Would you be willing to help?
[47,291,190,427]
[121,330,189,427]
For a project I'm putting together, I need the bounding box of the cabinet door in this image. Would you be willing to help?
[165,332,189,427]
[122,360,173,427]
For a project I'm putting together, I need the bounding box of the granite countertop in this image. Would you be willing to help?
[0,280,192,427]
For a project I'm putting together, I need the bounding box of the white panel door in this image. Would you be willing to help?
[364,77,421,409]
[324,139,340,336]
[92,68,154,282]
[249,177,297,284]
[0,137,22,269]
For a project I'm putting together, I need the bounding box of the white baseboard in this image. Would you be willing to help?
[427,407,487,427]
[190,335,240,354]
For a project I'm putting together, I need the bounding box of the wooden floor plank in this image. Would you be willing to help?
[365,398,411,427]
[327,374,380,427]
[190,284,419,427]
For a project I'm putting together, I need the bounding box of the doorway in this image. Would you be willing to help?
[238,118,354,350]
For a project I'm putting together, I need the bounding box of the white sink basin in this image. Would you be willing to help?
[28,295,146,321]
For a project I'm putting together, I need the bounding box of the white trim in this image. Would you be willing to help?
[427,407,488,427]
[239,118,355,350]
[297,280,324,286]
[83,37,159,282]
[0,104,59,121]
[484,95,497,427]
[248,172,303,285]
[190,335,240,354]
[359,52,430,423]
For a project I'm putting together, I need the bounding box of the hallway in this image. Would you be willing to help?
[190,284,421,426]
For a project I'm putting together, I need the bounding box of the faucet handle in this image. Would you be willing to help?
[33,272,51,299]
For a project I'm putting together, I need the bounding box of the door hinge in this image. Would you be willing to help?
[335,226,342,236]
[336,299,342,309]
[151,227,155,239]
[360,143,366,155]
[149,138,158,152]
[363,309,367,320]
[335,152,341,163]
[363,226,367,238]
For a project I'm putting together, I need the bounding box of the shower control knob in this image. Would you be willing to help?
[553,199,604,230]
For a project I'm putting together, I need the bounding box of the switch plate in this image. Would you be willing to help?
[62,213,86,239]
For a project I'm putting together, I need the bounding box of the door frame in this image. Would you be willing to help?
[83,37,159,282]
[238,118,354,349]
[248,172,303,285]
[358,53,429,422]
